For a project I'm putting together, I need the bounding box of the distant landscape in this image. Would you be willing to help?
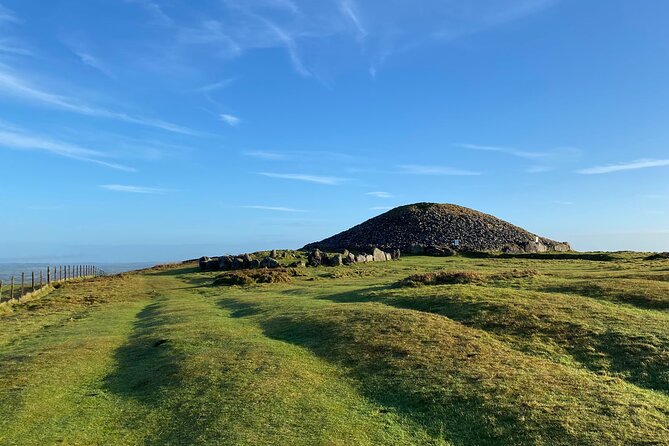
[2,1,668,444]
[2,204,669,444]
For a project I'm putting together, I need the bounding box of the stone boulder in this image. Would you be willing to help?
[308,249,323,267]
[372,248,387,262]
[289,261,307,268]
[346,253,356,264]
[218,256,233,270]
[241,254,254,266]
[330,254,344,266]
[232,257,246,270]
[424,246,456,257]
[249,259,261,269]
[260,257,279,268]
[356,254,367,263]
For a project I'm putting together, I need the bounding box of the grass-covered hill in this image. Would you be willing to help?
[2,253,669,445]
[304,202,571,254]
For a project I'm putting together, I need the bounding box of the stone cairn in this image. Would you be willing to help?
[198,248,400,272]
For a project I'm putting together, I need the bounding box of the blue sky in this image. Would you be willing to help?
[1,0,668,262]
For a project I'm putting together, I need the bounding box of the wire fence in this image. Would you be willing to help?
[0,265,103,303]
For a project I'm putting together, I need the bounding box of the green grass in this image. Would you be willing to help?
[1,254,669,444]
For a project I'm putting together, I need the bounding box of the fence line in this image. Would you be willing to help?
[0,265,103,303]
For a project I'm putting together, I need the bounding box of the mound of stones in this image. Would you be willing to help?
[303,202,571,255]
[198,247,399,272]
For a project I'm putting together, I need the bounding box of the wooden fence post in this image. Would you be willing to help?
[10,277,14,300]
[47,266,51,285]
[31,271,35,292]
[21,272,24,298]
[40,270,43,289]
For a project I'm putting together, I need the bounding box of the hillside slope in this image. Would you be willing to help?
[2,254,669,445]
[304,202,571,253]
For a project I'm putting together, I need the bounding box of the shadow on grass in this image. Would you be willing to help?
[103,298,218,445]
[315,285,669,395]
[541,282,669,311]
[216,296,565,445]
[459,252,617,261]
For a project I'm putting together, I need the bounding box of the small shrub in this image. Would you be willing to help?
[213,272,255,286]
[397,269,540,287]
[645,253,669,261]
[213,269,293,286]
[398,271,484,287]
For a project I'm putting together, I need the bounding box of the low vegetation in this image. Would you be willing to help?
[1,253,669,444]
[213,269,295,286]
[397,269,539,287]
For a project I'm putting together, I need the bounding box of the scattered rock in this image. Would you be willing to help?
[260,257,280,268]
[372,248,387,262]
[232,257,246,270]
[330,254,344,266]
[308,249,323,267]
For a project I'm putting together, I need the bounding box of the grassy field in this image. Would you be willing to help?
[1,253,669,445]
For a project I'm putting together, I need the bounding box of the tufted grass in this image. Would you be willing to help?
[1,253,669,445]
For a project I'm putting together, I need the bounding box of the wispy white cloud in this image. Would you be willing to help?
[125,0,173,26]
[243,150,287,160]
[73,50,115,79]
[458,143,547,160]
[339,0,366,39]
[526,165,552,174]
[555,200,574,206]
[220,113,241,126]
[243,205,307,212]
[399,164,481,176]
[0,67,194,134]
[0,39,30,56]
[197,78,234,92]
[0,3,17,23]
[100,184,167,194]
[0,124,134,171]
[577,159,669,175]
[259,172,348,185]
[366,191,392,198]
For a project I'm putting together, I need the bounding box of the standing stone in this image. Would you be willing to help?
[393,249,401,260]
[356,254,367,263]
[385,252,393,261]
[308,249,323,267]
[219,256,234,270]
[330,254,344,266]
[199,256,210,271]
[242,254,254,267]
[365,254,374,262]
[373,248,387,262]
[270,249,278,258]
[347,253,356,264]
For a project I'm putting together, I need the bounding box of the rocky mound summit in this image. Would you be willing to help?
[303,203,571,254]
